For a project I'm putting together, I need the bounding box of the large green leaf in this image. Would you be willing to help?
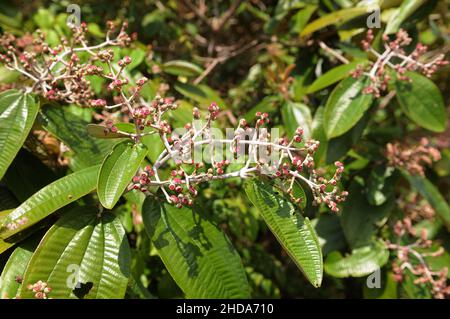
[244,179,323,287]
[324,240,389,278]
[404,172,450,231]
[306,60,367,94]
[385,0,427,34]
[0,232,42,299]
[19,206,130,299]
[0,90,39,180]
[395,72,446,132]
[324,76,373,139]
[39,105,118,170]
[142,198,250,298]
[0,165,100,239]
[281,101,312,139]
[97,141,148,209]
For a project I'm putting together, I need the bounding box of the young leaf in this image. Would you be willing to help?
[324,240,389,278]
[244,179,323,287]
[19,206,131,299]
[395,72,446,132]
[142,198,250,298]
[0,165,100,239]
[97,141,148,209]
[0,90,39,180]
[324,76,373,139]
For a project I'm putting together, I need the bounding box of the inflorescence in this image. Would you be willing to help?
[351,29,448,97]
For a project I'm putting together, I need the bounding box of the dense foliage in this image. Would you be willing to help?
[0,0,449,299]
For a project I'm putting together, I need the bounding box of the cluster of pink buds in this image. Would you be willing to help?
[123,97,347,212]
[103,120,118,135]
[351,29,448,97]
[208,102,220,120]
[0,21,133,105]
[130,165,155,193]
[396,192,435,221]
[385,138,441,176]
[27,280,52,299]
[4,216,28,231]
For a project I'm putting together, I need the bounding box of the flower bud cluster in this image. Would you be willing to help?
[0,21,132,105]
[351,29,448,97]
[27,280,52,299]
[386,138,441,176]
[127,100,347,212]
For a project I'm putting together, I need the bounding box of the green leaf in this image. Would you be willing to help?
[324,240,389,278]
[306,60,367,94]
[281,101,312,139]
[97,141,148,209]
[404,172,450,231]
[395,72,446,132]
[291,5,317,34]
[0,165,100,239]
[300,7,368,37]
[244,179,323,287]
[174,83,228,109]
[0,90,39,180]
[324,76,373,139]
[19,206,130,299]
[366,166,397,206]
[39,105,118,170]
[385,0,427,35]
[86,124,131,139]
[0,232,42,299]
[341,181,394,249]
[142,198,250,298]
[163,60,204,77]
